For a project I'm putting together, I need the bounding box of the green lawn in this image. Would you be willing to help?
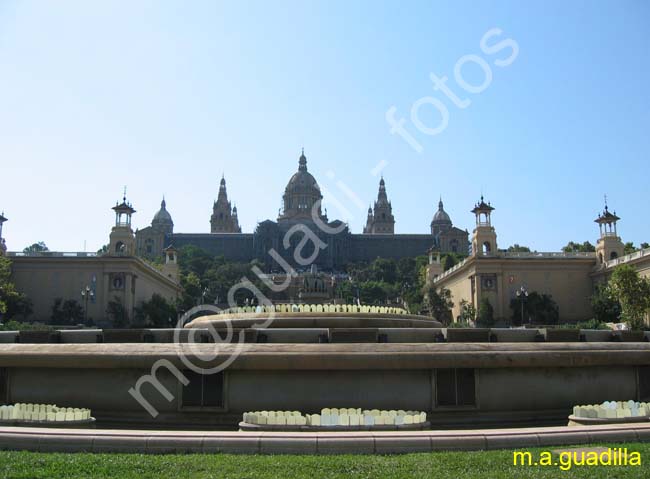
[1,443,648,478]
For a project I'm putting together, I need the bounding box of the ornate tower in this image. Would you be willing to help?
[151,197,174,235]
[162,245,180,283]
[278,149,327,223]
[364,177,395,234]
[595,202,624,266]
[210,176,241,233]
[470,196,497,256]
[363,206,374,233]
[109,193,136,256]
[0,212,7,256]
[430,198,452,236]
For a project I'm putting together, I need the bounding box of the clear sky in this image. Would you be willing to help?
[1,0,648,253]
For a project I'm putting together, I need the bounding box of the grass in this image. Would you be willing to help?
[0,443,649,478]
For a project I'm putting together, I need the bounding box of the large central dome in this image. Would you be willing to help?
[278,150,325,222]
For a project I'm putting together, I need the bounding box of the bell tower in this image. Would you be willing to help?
[470,196,497,256]
[595,200,624,266]
[162,245,180,283]
[108,191,136,256]
[364,177,395,234]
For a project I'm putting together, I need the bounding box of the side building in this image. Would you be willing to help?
[8,196,181,326]
[429,198,650,324]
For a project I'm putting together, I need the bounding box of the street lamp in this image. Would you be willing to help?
[80,285,94,324]
[515,285,529,326]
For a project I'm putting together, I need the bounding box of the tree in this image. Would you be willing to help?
[624,242,637,255]
[422,285,454,325]
[0,255,31,320]
[442,254,457,271]
[458,299,476,324]
[591,284,621,323]
[608,264,650,330]
[641,242,649,250]
[510,291,559,325]
[23,241,49,254]
[562,241,595,253]
[106,296,128,328]
[50,298,84,325]
[370,258,398,284]
[476,297,495,327]
[135,294,177,328]
[507,244,531,253]
[97,244,109,255]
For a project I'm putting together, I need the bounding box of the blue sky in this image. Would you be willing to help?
[1,0,648,252]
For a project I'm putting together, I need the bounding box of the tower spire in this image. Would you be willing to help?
[298,148,307,171]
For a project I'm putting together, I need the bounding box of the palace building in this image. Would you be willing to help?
[135,150,469,269]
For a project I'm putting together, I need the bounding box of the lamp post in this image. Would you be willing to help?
[515,285,528,326]
[80,285,94,324]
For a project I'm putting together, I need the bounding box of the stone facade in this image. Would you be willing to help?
[135,151,469,268]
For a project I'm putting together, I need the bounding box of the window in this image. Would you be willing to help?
[181,370,224,408]
[436,368,475,407]
[0,368,7,404]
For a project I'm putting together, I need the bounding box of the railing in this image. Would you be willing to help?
[501,251,596,259]
[432,257,469,282]
[605,247,650,269]
[8,251,98,257]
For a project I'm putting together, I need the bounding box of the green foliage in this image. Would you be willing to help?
[135,294,177,328]
[562,241,595,253]
[608,264,650,330]
[624,242,637,255]
[509,291,559,325]
[106,296,128,328]
[96,244,108,255]
[1,444,650,479]
[590,284,621,323]
[0,255,32,320]
[22,241,49,254]
[176,246,265,312]
[422,285,453,325]
[50,298,84,325]
[458,299,476,324]
[447,320,473,328]
[574,318,610,330]
[641,242,650,250]
[339,256,431,313]
[476,297,495,327]
[0,320,51,331]
[507,244,531,252]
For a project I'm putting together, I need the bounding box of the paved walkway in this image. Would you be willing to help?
[1,423,649,454]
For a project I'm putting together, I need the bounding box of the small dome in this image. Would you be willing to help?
[152,198,173,225]
[431,198,451,225]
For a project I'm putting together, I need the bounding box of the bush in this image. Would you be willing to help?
[476,297,495,327]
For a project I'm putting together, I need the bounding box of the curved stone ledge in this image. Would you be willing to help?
[1,342,650,369]
[1,423,649,454]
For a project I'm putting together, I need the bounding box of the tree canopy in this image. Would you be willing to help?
[562,241,595,253]
[607,264,650,330]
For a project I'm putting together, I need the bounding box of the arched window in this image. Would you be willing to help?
[115,241,125,253]
[610,251,618,260]
[482,241,491,254]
